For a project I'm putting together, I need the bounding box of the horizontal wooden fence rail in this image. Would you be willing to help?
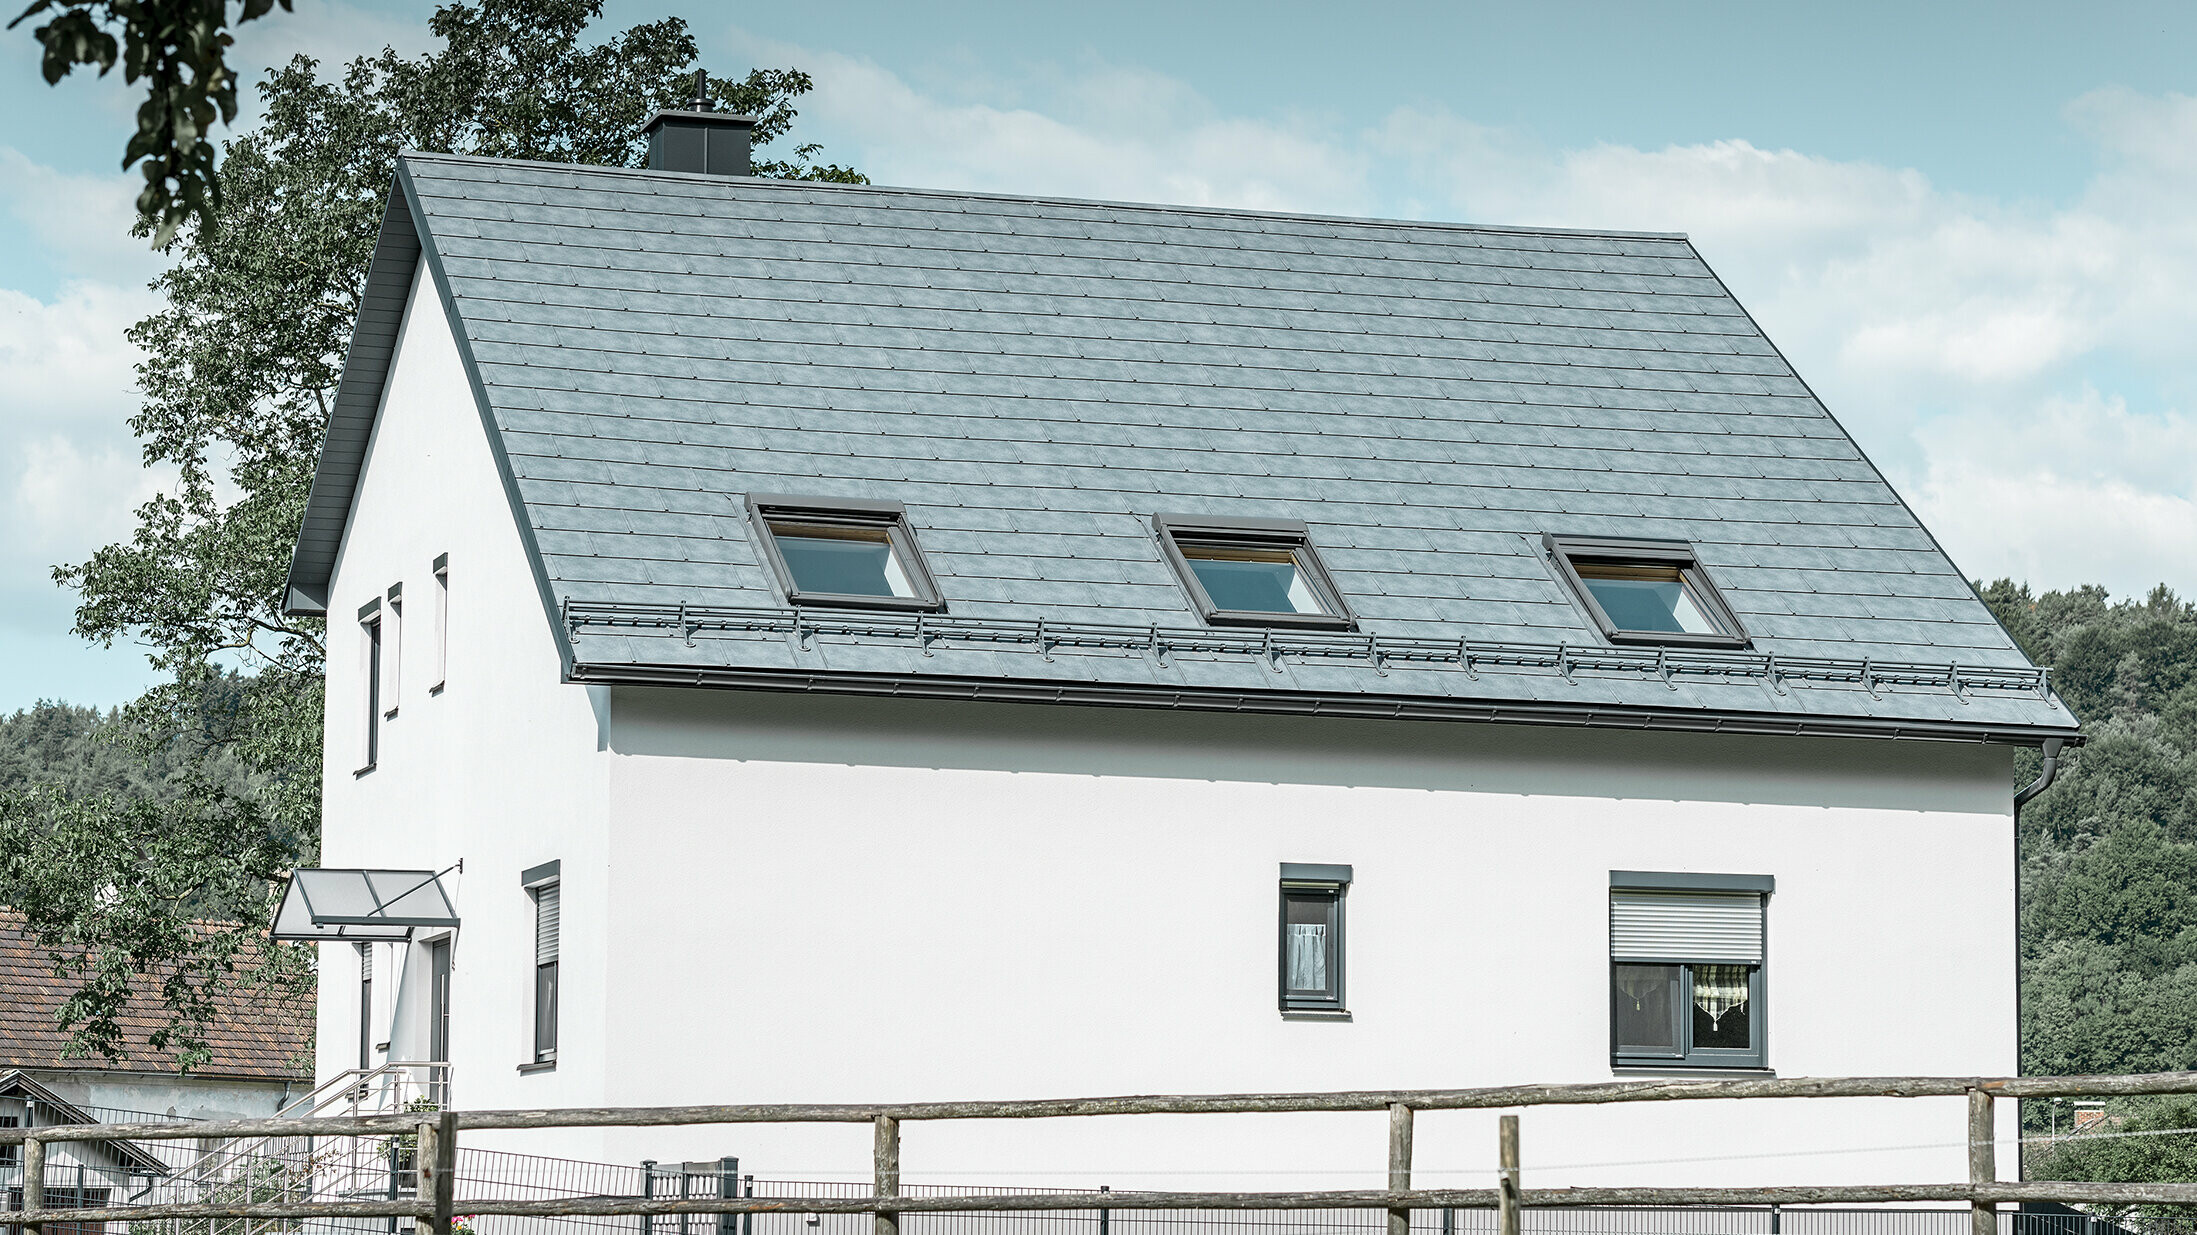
[14,1069,2197,1145]
[8,1070,2197,1235]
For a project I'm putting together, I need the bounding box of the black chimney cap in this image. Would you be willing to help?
[641,109,757,177]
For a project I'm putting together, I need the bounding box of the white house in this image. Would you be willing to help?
[273,110,2080,1198]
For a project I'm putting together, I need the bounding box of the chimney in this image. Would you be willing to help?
[642,74,756,176]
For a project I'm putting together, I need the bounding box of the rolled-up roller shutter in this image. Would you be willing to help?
[535,884,560,964]
[1610,890,1762,963]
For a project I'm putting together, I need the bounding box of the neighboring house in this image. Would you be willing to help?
[276,110,2081,1191]
[1,910,312,1226]
[0,910,311,1121]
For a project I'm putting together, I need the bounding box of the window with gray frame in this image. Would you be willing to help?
[524,861,561,1065]
[1545,535,1748,648]
[358,599,382,772]
[1610,872,1770,1068]
[356,942,373,1070]
[1159,516,1353,629]
[431,554,449,693]
[1279,864,1351,1012]
[748,496,944,610]
[0,1115,17,1166]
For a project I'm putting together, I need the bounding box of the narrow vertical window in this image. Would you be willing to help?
[1278,863,1350,1014]
[1609,871,1771,1068]
[358,599,381,773]
[0,1115,19,1167]
[431,554,449,693]
[384,583,402,718]
[356,942,374,1071]
[522,860,561,1067]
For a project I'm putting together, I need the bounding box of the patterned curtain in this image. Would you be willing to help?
[1615,968,1665,1011]
[1287,923,1328,990]
[1693,965,1750,1029]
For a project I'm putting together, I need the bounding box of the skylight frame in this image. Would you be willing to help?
[748,494,945,612]
[1545,534,1750,649]
[1155,514,1355,631]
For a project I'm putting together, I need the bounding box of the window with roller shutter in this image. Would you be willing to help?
[1609,872,1770,1069]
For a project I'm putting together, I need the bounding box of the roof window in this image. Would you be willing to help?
[1156,515,1352,629]
[750,496,944,611]
[1545,535,1747,648]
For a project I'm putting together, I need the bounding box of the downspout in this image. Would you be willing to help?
[2015,737,2066,810]
[2011,734,2066,1184]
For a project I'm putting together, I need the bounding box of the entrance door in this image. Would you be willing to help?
[427,938,451,1105]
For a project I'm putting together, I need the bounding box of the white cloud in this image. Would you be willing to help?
[0,149,167,291]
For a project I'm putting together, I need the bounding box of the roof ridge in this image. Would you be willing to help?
[394,150,1694,244]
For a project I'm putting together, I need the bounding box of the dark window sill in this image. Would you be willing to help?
[1612,1062,1772,1077]
[1281,1009,1352,1022]
[517,1061,557,1074]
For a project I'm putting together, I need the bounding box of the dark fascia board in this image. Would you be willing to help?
[568,659,2084,749]
[1543,533,1752,651]
[1152,513,1356,632]
[1281,862,1353,885]
[745,494,946,613]
[520,859,561,888]
[1611,870,1775,894]
[284,186,423,617]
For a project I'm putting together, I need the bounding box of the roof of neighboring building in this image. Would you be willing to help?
[0,911,311,1082]
[287,153,2081,746]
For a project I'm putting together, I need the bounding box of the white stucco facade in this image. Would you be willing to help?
[314,263,2023,1196]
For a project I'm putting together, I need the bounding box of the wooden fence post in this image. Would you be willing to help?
[416,1111,456,1235]
[1497,1115,1519,1235]
[1388,1103,1414,1235]
[874,1114,901,1235]
[20,1136,42,1235]
[1969,1088,1995,1235]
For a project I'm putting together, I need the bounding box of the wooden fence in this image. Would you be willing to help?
[8,1071,2197,1235]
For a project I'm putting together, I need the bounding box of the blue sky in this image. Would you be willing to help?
[4,1,2196,710]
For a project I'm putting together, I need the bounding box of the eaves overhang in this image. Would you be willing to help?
[282,184,424,618]
[567,660,2084,750]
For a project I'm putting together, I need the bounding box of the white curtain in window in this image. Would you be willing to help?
[1287,922,1327,990]
[1693,964,1750,1029]
[1615,967,1664,1011]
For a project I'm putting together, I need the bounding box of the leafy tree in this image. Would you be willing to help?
[9,0,295,245]
[2,0,861,1068]
[2026,1096,2197,1219]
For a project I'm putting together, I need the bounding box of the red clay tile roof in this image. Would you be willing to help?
[0,910,311,1080]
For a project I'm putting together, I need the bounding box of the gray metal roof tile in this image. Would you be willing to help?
[283,155,2072,738]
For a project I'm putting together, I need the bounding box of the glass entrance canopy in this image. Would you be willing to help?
[272,868,460,941]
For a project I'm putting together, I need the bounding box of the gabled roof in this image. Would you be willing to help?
[0,1070,170,1173]
[288,153,2080,746]
[0,911,311,1082]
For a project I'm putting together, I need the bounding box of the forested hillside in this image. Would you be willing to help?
[1980,583,2197,1080]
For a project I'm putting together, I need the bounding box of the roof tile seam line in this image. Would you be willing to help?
[444,274,1768,346]
[473,362,1823,420]
[458,324,1797,387]
[563,660,2079,749]
[419,207,1721,288]
[495,413,1864,474]
[429,244,1742,320]
[558,602,2063,703]
[479,377,1838,440]
[399,152,1694,243]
